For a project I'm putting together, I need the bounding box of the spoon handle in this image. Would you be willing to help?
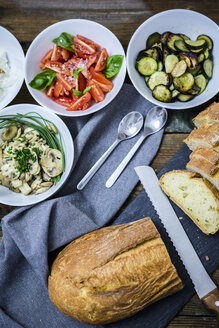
[77,139,120,190]
[106,134,147,188]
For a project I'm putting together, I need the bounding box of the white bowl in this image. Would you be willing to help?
[0,26,25,110]
[0,104,74,206]
[25,19,126,117]
[127,9,219,110]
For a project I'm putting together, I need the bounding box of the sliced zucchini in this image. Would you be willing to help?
[177,93,194,102]
[137,57,158,76]
[185,39,207,50]
[160,32,172,45]
[169,83,175,91]
[157,61,163,71]
[204,48,210,60]
[163,45,171,63]
[187,84,201,95]
[173,72,194,92]
[144,47,160,61]
[148,71,169,91]
[203,58,213,79]
[188,64,201,76]
[151,42,163,51]
[146,32,161,49]
[198,52,205,63]
[165,54,178,73]
[194,74,207,94]
[145,76,150,85]
[179,33,190,41]
[167,34,183,51]
[152,84,172,102]
[172,89,180,98]
[197,34,213,50]
[180,52,198,69]
[190,47,204,53]
[174,40,189,52]
[171,60,187,77]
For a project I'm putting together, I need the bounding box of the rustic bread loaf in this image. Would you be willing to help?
[184,123,219,152]
[193,102,219,128]
[48,218,183,325]
[159,170,219,234]
[186,147,219,190]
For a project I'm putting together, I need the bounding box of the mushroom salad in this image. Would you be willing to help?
[0,113,65,196]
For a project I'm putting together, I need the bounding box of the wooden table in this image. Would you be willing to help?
[0,0,218,327]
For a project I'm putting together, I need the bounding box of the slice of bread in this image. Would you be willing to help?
[184,123,219,152]
[193,102,219,128]
[186,147,219,191]
[159,170,219,234]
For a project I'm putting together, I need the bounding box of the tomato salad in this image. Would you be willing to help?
[29,33,124,111]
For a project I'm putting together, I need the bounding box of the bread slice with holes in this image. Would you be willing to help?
[184,123,219,153]
[186,147,219,191]
[193,102,219,128]
[159,170,219,234]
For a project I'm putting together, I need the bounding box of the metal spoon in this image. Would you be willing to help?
[77,111,144,190]
[106,106,168,188]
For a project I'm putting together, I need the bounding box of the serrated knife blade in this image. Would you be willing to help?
[135,165,219,318]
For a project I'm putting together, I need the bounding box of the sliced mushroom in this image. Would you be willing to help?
[42,172,52,181]
[31,176,42,190]
[34,186,50,194]
[15,128,22,139]
[0,148,2,168]
[0,173,10,187]
[11,179,23,188]
[40,148,63,177]
[40,181,53,188]
[25,172,32,182]
[29,160,40,175]
[1,126,18,141]
[19,182,32,196]
[24,127,40,140]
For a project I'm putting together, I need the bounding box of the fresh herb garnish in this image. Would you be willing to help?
[29,69,57,91]
[103,55,124,78]
[13,148,37,173]
[32,147,43,157]
[72,86,92,97]
[18,136,27,143]
[72,67,82,79]
[52,32,74,52]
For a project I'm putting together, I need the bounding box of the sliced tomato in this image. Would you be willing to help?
[95,48,108,71]
[51,44,62,61]
[85,54,98,69]
[89,66,113,85]
[46,84,54,98]
[88,80,105,103]
[45,61,71,76]
[76,35,100,50]
[78,72,86,91]
[74,36,96,55]
[54,96,75,107]
[56,73,75,90]
[82,99,91,111]
[41,49,53,64]
[66,92,91,111]
[72,45,88,59]
[92,78,113,92]
[61,48,70,61]
[53,80,63,98]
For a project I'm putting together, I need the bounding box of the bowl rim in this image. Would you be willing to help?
[127,9,219,110]
[24,18,126,117]
[0,103,74,206]
[0,25,25,111]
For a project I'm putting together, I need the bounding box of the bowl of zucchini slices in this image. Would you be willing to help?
[127,9,219,109]
[0,104,74,206]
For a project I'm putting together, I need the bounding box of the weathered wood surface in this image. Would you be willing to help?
[0,0,219,327]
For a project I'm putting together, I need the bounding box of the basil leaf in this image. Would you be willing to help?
[29,70,57,91]
[103,55,124,78]
[83,86,92,94]
[52,32,74,52]
[72,89,83,97]
[72,67,82,79]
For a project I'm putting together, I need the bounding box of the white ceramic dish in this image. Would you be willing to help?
[0,104,74,206]
[25,19,126,117]
[0,26,25,110]
[127,9,219,110]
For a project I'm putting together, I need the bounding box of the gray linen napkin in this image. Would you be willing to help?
[0,83,164,328]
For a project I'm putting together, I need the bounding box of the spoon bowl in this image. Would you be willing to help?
[144,106,168,134]
[118,111,144,140]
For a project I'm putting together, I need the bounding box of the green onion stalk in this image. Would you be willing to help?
[0,112,65,184]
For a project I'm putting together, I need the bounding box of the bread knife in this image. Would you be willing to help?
[135,165,219,321]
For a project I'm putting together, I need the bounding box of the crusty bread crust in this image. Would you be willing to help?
[159,170,219,234]
[48,218,183,324]
[193,102,219,128]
